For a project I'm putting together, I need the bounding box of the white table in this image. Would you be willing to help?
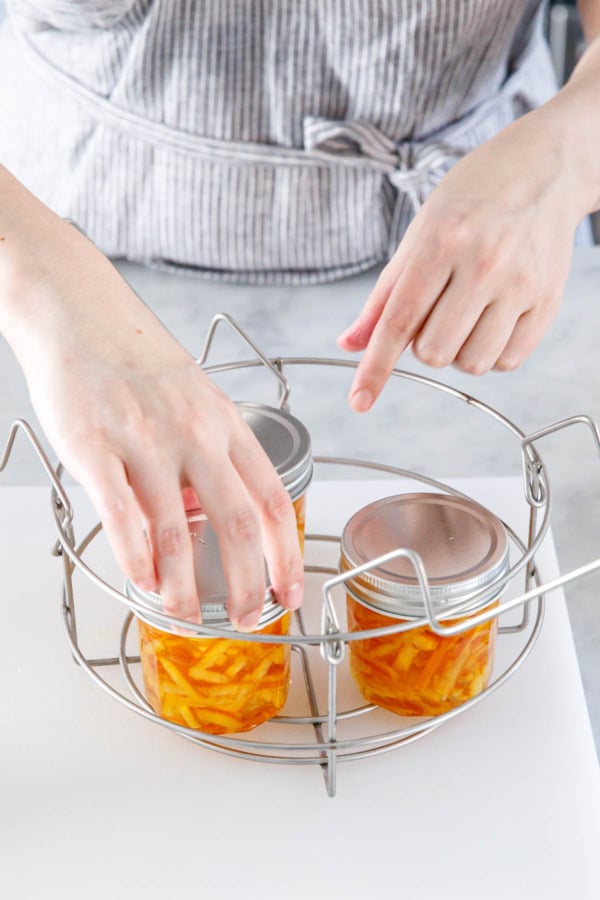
[1,478,599,899]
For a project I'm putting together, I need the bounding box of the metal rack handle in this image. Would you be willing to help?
[521,414,600,507]
[322,546,432,642]
[322,530,600,639]
[0,419,73,528]
[196,313,291,409]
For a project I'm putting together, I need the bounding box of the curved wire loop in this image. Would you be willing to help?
[0,418,73,527]
[196,312,291,409]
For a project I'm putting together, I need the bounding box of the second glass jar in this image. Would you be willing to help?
[341,493,510,717]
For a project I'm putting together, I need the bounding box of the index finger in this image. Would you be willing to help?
[349,262,452,411]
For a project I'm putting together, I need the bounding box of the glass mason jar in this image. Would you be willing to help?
[341,493,510,717]
[236,401,313,552]
[126,516,291,734]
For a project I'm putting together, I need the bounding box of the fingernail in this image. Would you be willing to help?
[236,611,260,633]
[338,325,365,348]
[283,582,303,610]
[174,625,196,637]
[350,388,373,412]
[182,487,201,511]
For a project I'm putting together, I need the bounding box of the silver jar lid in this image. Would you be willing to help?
[125,511,287,635]
[340,493,509,618]
[237,401,313,501]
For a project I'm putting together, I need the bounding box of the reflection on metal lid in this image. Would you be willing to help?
[340,493,509,617]
[236,402,313,500]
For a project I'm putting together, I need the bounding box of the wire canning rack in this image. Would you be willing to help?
[2,314,600,798]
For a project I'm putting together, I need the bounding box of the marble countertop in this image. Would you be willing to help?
[1,246,599,755]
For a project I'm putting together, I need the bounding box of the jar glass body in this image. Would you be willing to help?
[292,491,307,554]
[346,595,498,716]
[137,613,290,734]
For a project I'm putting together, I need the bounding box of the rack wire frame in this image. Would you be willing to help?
[3,317,600,797]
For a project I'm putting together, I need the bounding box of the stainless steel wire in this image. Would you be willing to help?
[4,343,600,796]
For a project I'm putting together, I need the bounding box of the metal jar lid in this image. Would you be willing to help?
[340,493,510,618]
[237,401,313,501]
[125,511,287,635]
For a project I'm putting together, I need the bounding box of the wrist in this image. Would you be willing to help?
[0,167,149,369]
[0,221,84,368]
[537,43,600,218]
[0,167,75,344]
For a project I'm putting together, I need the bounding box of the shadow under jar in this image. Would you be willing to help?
[126,516,291,735]
[341,493,510,717]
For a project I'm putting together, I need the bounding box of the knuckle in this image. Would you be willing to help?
[443,212,470,248]
[278,557,304,589]
[242,589,265,609]
[98,493,130,527]
[217,397,242,432]
[124,554,153,583]
[455,354,491,376]
[262,487,293,525]
[162,595,198,618]
[383,301,420,341]
[512,267,535,295]
[229,416,259,454]
[156,524,188,558]
[128,414,160,445]
[188,416,218,454]
[71,422,111,455]
[430,227,457,258]
[413,341,449,369]
[161,599,180,616]
[373,263,396,294]
[229,588,265,618]
[494,353,522,372]
[471,249,501,285]
[225,506,259,544]
[539,289,561,320]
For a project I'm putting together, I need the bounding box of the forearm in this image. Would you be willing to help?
[0,164,155,369]
[0,165,82,350]
[532,10,600,216]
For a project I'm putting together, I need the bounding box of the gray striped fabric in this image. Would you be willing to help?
[0,1,558,283]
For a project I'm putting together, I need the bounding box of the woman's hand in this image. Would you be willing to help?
[0,171,303,631]
[338,105,592,412]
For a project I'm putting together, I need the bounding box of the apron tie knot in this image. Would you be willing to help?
[303,115,462,212]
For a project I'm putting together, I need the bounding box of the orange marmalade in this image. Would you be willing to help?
[347,596,498,716]
[126,509,294,735]
[341,493,509,718]
[293,493,307,554]
[138,613,290,734]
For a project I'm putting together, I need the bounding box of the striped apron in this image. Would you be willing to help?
[0,1,559,284]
